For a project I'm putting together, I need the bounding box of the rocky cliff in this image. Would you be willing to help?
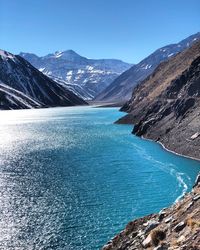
[102,174,200,250]
[117,40,200,159]
[106,40,200,250]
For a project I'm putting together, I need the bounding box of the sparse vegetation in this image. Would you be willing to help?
[150,229,166,246]
[186,217,200,230]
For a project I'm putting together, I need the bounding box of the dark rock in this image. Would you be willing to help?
[158,211,166,221]
[193,195,200,201]
[193,173,200,188]
[185,201,194,211]
[145,221,159,234]
[175,97,195,118]
[174,221,186,232]
[117,41,200,160]
[165,216,173,223]
[153,244,168,250]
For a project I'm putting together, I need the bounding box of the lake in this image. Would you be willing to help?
[0,106,199,250]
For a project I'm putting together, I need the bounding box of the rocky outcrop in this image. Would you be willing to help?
[102,177,200,250]
[117,40,200,160]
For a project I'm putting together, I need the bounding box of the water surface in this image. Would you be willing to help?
[0,106,199,250]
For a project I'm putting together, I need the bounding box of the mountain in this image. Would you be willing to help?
[117,40,200,159]
[96,32,200,102]
[0,50,87,110]
[0,82,42,110]
[19,50,132,100]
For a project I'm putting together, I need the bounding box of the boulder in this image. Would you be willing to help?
[142,234,152,248]
[193,173,200,188]
[174,221,186,232]
[144,220,159,233]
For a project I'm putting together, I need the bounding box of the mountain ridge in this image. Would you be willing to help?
[0,49,87,110]
[117,39,200,159]
[96,32,200,102]
[19,50,132,100]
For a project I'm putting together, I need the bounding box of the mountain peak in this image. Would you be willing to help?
[62,49,79,55]
[96,32,200,102]
[0,49,15,60]
[46,49,85,61]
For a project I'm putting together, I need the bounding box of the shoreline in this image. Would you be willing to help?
[139,135,200,202]
[102,175,200,249]
[140,135,200,163]
[102,130,200,250]
[102,123,200,249]
[157,140,200,163]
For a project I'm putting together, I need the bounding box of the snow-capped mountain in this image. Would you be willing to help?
[0,49,87,110]
[19,50,132,100]
[96,32,200,102]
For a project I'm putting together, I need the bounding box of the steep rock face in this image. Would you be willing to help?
[102,176,200,250]
[117,41,200,159]
[0,50,87,110]
[0,82,42,110]
[20,50,132,100]
[96,32,200,102]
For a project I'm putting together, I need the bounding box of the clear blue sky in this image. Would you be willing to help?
[0,0,199,63]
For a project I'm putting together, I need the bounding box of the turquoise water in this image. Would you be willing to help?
[0,106,199,250]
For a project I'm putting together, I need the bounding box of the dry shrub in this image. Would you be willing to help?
[150,229,166,246]
[186,217,200,230]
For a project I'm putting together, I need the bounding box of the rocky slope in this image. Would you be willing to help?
[102,174,200,250]
[96,32,200,103]
[0,82,42,109]
[0,49,87,110]
[105,40,200,250]
[19,50,132,100]
[117,40,200,159]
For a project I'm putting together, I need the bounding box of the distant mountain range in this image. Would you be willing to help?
[96,32,200,102]
[19,50,132,100]
[0,50,87,110]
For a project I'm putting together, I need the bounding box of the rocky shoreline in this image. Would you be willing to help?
[102,172,200,250]
[116,42,200,160]
[102,41,200,249]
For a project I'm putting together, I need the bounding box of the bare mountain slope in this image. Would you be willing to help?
[117,40,200,159]
[0,50,87,110]
[20,50,132,100]
[96,32,200,102]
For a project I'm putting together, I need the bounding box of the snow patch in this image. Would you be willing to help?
[54,51,63,58]
[0,50,15,60]
[86,65,94,71]
[66,71,73,76]
[141,64,152,70]
[39,67,45,72]
[168,53,174,57]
